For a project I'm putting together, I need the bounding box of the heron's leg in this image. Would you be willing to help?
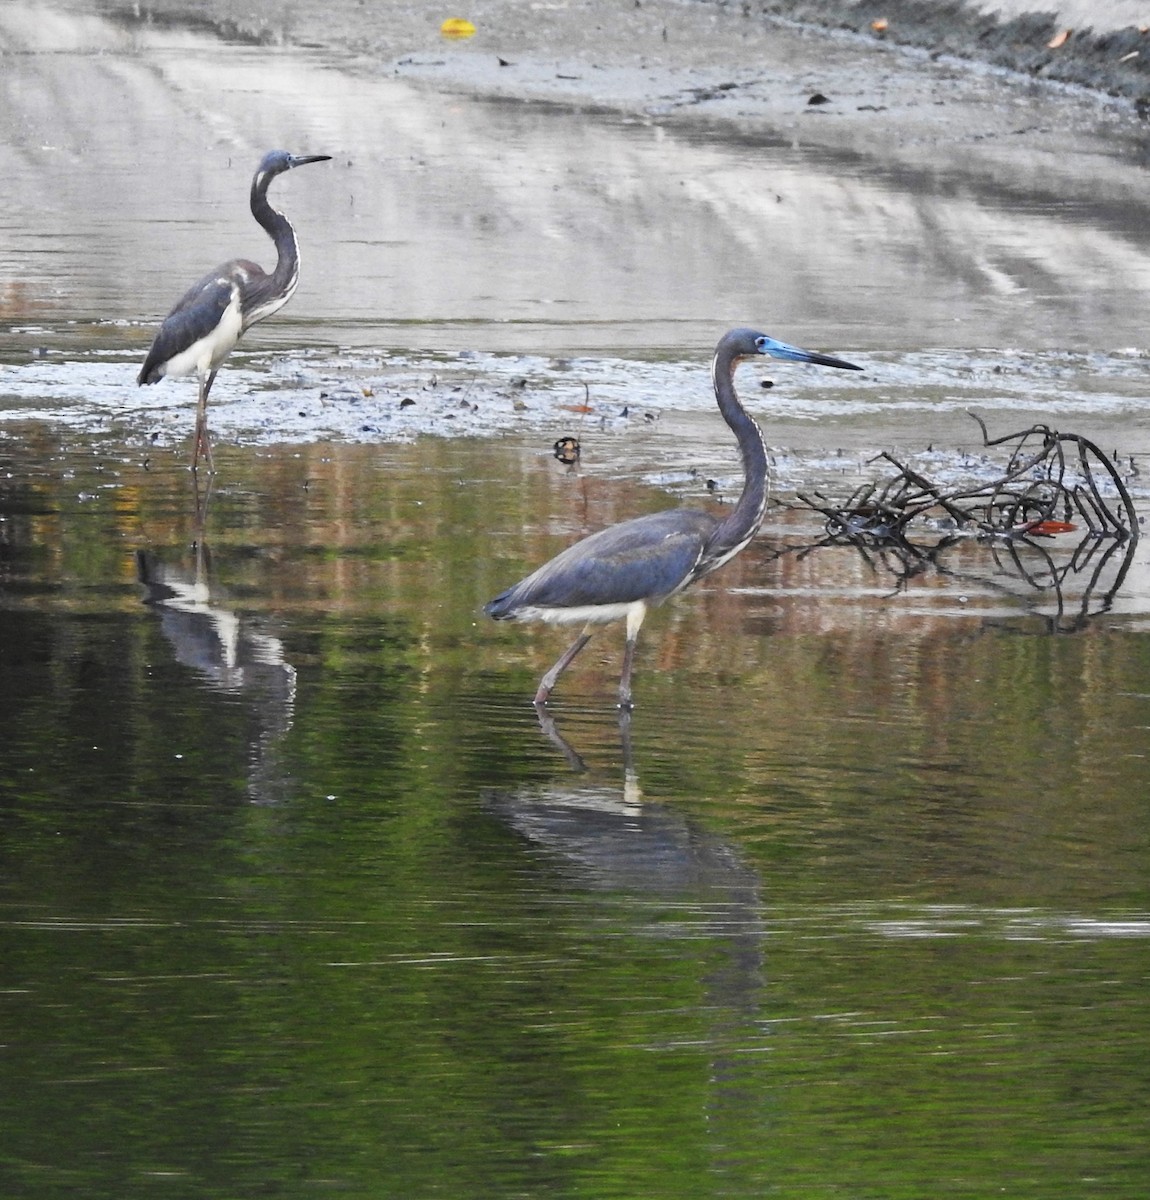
[191,369,219,474]
[535,625,594,706]
[192,469,214,530]
[617,602,649,711]
[533,702,588,772]
[617,707,640,802]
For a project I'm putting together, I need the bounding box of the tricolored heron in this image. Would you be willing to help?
[137,150,332,471]
[485,327,862,709]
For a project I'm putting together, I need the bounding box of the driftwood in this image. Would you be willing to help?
[794,415,1137,544]
[776,415,1140,632]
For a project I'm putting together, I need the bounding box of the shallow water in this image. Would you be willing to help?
[3,2,1150,360]
[2,6,1150,1199]
[2,437,1149,1198]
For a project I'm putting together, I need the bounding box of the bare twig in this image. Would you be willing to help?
[789,416,1138,547]
[774,415,1140,633]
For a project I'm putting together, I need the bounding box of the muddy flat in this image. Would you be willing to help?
[2,1,1148,522]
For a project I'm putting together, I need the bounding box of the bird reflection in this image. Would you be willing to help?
[137,527,296,804]
[491,707,758,905]
[484,708,766,1128]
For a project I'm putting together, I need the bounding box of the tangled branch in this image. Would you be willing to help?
[794,414,1137,545]
[777,415,1141,632]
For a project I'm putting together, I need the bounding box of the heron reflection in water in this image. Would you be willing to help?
[486,327,862,708]
[484,705,766,1114]
[137,534,297,804]
[138,150,332,472]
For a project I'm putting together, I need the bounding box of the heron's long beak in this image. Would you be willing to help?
[288,154,333,169]
[759,336,862,372]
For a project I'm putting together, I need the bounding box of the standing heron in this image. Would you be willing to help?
[485,327,862,709]
[138,150,332,471]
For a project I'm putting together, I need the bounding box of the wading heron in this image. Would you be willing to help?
[137,150,332,471]
[485,327,862,709]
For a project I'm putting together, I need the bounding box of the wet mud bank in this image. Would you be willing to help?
[720,1,1150,105]
[82,0,1150,198]
[90,0,1150,108]
[5,0,1149,487]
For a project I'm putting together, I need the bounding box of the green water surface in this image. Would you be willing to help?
[1,434,1147,1199]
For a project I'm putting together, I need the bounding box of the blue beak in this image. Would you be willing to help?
[757,335,862,372]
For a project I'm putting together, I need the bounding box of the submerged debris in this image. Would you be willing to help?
[793,414,1137,546]
[778,415,1140,632]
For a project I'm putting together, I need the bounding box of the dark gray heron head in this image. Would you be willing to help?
[253,150,333,192]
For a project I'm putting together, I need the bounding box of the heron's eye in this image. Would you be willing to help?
[754,337,768,352]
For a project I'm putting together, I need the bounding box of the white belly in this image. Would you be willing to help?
[508,600,641,627]
[161,291,244,380]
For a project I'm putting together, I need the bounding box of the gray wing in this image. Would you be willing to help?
[137,266,239,385]
[487,508,718,616]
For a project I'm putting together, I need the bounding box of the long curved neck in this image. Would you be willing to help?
[250,172,301,306]
[706,344,769,563]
